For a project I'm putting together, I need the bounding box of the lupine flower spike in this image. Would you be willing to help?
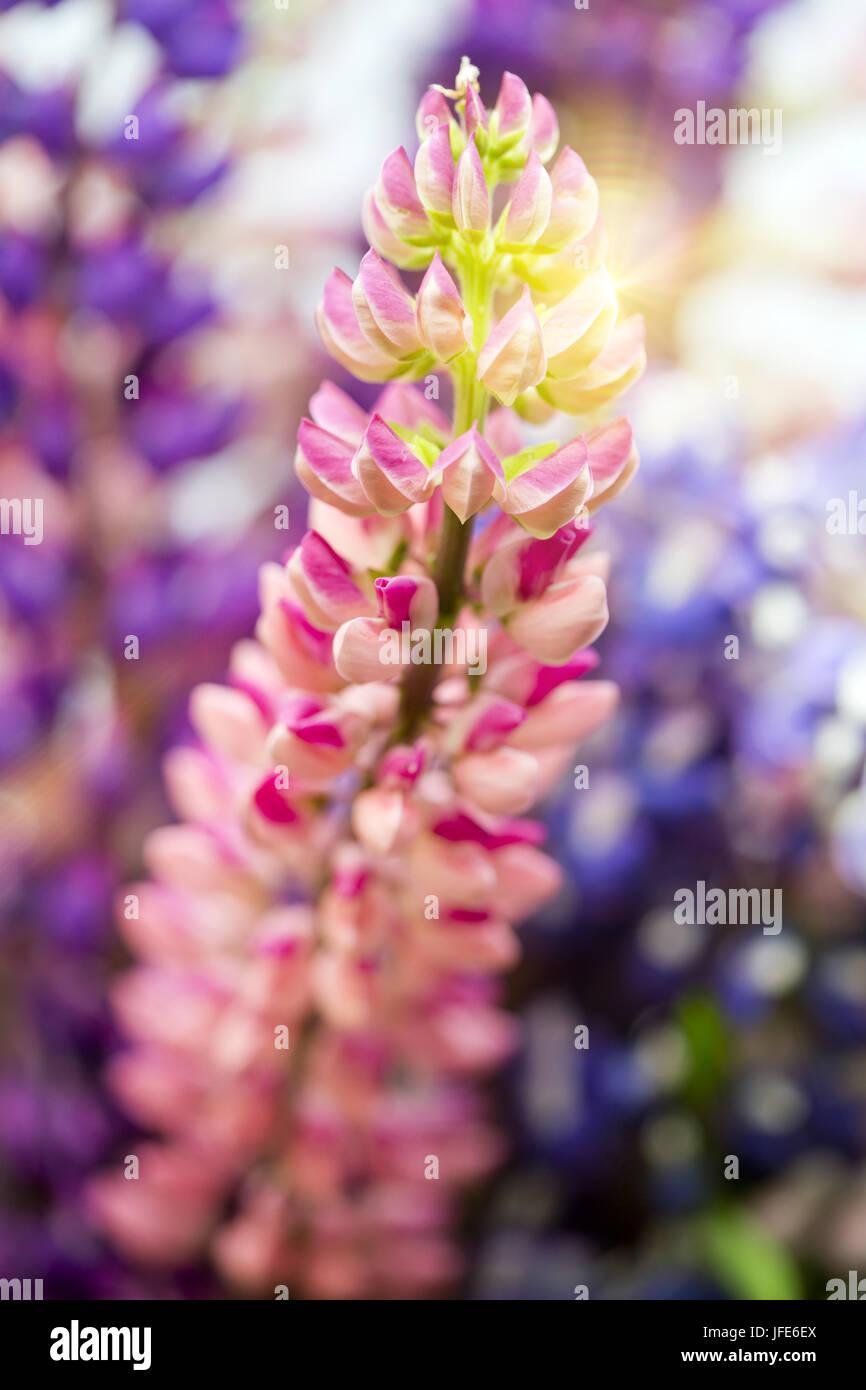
[92,60,645,1299]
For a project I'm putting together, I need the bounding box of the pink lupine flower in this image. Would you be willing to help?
[95,62,644,1299]
[414,124,457,219]
[352,414,437,514]
[528,93,559,162]
[452,136,490,238]
[352,250,425,359]
[375,147,432,245]
[492,71,532,140]
[541,147,600,251]
[433,426,504,522]
[316,268,403,382]
[498,438,592,538]
[501,152,553,250]
[416,252,473,360]
[477,286,547,406]
[288,531,374,631]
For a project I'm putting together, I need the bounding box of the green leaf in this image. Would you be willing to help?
[699,1209,803,1302]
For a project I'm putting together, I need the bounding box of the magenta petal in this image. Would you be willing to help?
[254,772,299,825]
[433,810,546,851]
[464,698,526,753]
[516,522,591,600]
[291,530,368,628]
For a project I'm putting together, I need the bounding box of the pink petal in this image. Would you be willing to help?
[189,684,268,764]
[416,89,452,141]
[455,747,538,816]
[452,136,489,236]
[416,251,472,361]
[541,146,599,251]
[507,572,608,664]
[317,268,400,382]
[353,250,422,358]
[493,72,531,137]
[295,418,372,515]
[333,615,391,684]
[461,695,527,752]
[372,382,450,437]
[432,425,504,523]
[540,269,616,379]
[463,86,488,136]
[308,381,368,447]
[528,93,558,161]
[378,146,430,240]
[375,573,438,630]
[288,530,372,631]
[502,151,552,248]
[509,680,619,751]
[353,414,436,514]
[539,315,646,413]
[362,188,424,270]
[414,124,455,217]
[586,418,639,508]
[477,286,546,406]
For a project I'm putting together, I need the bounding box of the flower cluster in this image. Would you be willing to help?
[91,63,644,1297]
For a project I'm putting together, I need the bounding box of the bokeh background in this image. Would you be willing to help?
[1,0,865,1299]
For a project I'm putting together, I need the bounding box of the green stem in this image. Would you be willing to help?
[392,259,491,742]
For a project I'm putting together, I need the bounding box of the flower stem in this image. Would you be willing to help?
[394,365,487,740]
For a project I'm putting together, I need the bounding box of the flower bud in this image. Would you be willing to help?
[432,425,504,522]
[416,252,472,361]
[288,531,373,632]
[352,414,436,514]
[477,286,546,406]
[501,152,552,249]
[317,268,401,382]
[352,250,423,359]
[538,147,599,252]
[414,123,456,219]
[492,71,531,141]
[452,136,489,237]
